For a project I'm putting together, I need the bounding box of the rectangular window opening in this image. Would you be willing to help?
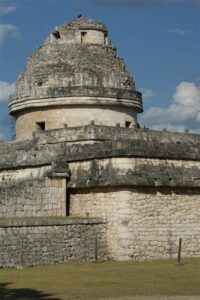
[36,122,45,131]
[125,121,131,128]
[104,33,108,45]
[81,31,87,43]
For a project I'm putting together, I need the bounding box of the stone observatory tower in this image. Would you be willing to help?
[9,17,142,140]
[1,16,200,268]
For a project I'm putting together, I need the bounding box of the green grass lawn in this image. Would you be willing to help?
[0,259,200,300]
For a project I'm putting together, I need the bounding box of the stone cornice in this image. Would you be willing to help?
[9,95,143,114]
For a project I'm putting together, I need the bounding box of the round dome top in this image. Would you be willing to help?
[9,17,142,114]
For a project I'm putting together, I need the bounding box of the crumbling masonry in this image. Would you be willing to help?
[0,18,200,267]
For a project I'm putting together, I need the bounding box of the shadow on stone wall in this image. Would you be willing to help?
[0,283,61,300]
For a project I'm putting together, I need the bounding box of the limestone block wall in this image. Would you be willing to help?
[0,166,51,182]
[0,218,107,268]
[70,187,200,260]
[68,157,200,189]
[0,177,66,217]
[77,29,106,44]
[16,106,137,140]
[2,125,200,170]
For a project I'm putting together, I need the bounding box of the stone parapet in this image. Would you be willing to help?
[0,125,200,188]
[0,125,200,168]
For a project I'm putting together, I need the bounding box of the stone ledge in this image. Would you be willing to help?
[1,125,200,171]
[0,217,106,228]
[9,94,142,114]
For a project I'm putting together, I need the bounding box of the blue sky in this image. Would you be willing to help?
[0,0,200,140]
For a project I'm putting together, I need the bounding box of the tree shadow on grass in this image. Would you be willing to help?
[0,283,61,300]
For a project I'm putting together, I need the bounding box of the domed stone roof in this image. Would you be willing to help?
[9,17,142,114]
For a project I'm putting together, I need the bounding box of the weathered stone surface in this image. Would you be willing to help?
[70,187,200,260]
[9,18,142,140]
[0,125,200,188]
[1,125,200,166]
[0,218,107,268]
[0,177,66,218]
[10,19,138,104]
[1,17,200,266]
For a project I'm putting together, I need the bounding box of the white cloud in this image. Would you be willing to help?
[0,81,14,102]
[0,2,17,15]
[140,88,155,100]
[0,24,22,45]
[141,81,200,133]
[167,28,191,36]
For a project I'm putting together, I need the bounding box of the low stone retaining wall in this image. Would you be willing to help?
[0,218,108,268]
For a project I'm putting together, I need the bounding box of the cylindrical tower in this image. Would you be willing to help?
[9,17,143,140]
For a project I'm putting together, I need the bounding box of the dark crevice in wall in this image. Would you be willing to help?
[66,188,71,216]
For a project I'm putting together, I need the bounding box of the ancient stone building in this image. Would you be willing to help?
[10,18,142,140]
[0,17,200,267]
